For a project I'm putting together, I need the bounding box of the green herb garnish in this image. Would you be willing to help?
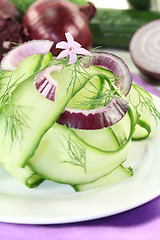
[2,101,30,143]
[0,54,47,143]
[130,83,160,124]
[63,129,86,173]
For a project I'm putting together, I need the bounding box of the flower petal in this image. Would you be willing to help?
[73,41,81,48]
[56,41,68,49]
[68,52,77,65]
[65,32,74,46]
[57,49,70,59]
[75,47,92,56]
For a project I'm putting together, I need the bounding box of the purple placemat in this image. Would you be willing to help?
[0,73,160,240]
[132,72,160,98]
[1,196,160,240]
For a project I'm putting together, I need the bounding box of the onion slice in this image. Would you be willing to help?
[85,52,132,96]
[35,52,131,129]
[129,20,160,81]
[35,65,129,129]
[34,65,62,101]
[57,97,129,130]
[1,40,54,71]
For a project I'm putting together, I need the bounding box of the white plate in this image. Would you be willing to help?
[0,94,159,224]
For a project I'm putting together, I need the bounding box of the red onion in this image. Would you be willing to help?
[129,20,160,81]
[84,52,132,96]
[0,0,23,61]
[57,97,129,130]
[1,40,53,71]
[34,65,62,101]
[0,0,21,20]
[34,51,130,129]
[22,0,96,56]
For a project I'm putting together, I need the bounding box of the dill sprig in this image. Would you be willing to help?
[70,72,121,110]
[67,56,91,93]
[73,87,118,110]
[130,84,160,124]
[0,72,24,105]
[0,75,30,143]
[0,54,46,144]
[2,101,30,142]
[50,54,93,94]
[63,130,86,173]
[50,52,124,110]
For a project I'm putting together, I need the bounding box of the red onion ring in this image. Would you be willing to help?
[85,52,132,96]
[34,53,130,129]
[34,65,62,101]
[57,97,129,130]
[129,20,160,81]
[1,40,54,71]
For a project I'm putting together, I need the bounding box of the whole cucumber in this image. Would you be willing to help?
[90,9,160,49]
[127,0,151,10]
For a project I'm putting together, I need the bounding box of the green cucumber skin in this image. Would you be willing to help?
[0,53,52,101]
[90,9,160,48]
[28,121,132,185]
[0,65,111,184]
[72,165,133,192]
[128,0,151,10]
[28,74,135,185]
[0,54,53,186]
[132,120,151,140]
[128,83,152,140]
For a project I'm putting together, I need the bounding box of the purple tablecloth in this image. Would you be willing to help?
[0,73,160,240]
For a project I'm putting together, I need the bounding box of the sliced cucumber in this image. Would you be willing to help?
[72,112,130,151]
[28,110,133,185]
[132,120,151,140]
[0,65,109,185]
[1,58,151,190]
[27,67,135,186]
[0,53,53,187]
[0,53,52,99]
[72,165,133,192]
[69,70,130,151]
[127,83,152,140]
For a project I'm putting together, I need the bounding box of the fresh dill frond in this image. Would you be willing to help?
[49,51,123,108]
[11,42,20,46]
[73,88,118,110]
[50,54,93,94]
[2,101,30,142]
[66,54,93,93]
[0,73,24,105]
[130,84,160,124]
[0,71,33,144]
[0,53,46,143]
[70,73,120,110]
[63,130,86,173]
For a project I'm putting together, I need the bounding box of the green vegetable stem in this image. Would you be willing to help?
[10,0,88,15]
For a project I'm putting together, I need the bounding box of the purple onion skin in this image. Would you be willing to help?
[0,0,23,61]
[0,0,21,20]
[57,98,129,130]
[57,52,131,129]
[84,52,132,96]
[22,0,96,56]
[35,74,56,101]
[129,20,160,81]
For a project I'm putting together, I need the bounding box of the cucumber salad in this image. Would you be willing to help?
[0,33,159,192]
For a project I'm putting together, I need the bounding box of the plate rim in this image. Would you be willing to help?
[0,94,159,225]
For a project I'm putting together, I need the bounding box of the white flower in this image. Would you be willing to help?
[56,32,92,65]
